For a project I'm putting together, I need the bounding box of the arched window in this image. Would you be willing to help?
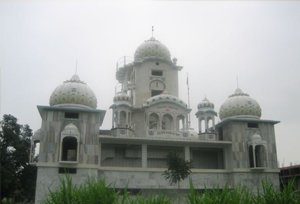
[208,118,213,129]
[60,123,80,163]
[200,119,206,133]
[249,145,254,168]
[176,115,185,131]
[61,137,78,161]
[113,111,118,128]
[30,140,40,163]
[248,144,266,168]
[162,114,173,130]
[149,113,159,130]
[119,111,126,127]
[255,145,266,167]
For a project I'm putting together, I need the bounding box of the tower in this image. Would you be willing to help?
[114,37,188,137]
[216,88,279,186]
[32,75,105,204]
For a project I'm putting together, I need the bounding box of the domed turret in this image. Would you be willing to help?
[219,88,261,120]
[113,92,131,106]
[49,74,97,109]
[134,37,171,62]
[197,97,215,110]
[196,97,217,133]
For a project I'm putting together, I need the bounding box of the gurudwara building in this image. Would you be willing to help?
[31,36,280,203]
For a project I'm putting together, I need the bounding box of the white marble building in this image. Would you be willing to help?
[32,36,280,203]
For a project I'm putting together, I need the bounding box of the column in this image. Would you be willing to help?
[142,144,147,168]
[205,116,208,132]
[117,111,120,126]
[158,114,162,130]
[198,118,201,133]
[112,110,115,128]
[252,145,256,168]
[98,142,102,166]
[184,146,190,162]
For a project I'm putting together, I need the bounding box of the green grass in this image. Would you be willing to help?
[42,176,300,204]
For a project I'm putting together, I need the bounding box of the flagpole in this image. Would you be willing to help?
[187,73,191,129]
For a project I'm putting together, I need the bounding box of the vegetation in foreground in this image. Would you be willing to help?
[1,114,37,203]
[41,176,300,204]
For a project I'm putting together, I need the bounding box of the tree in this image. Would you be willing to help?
[0,114,37,202]
[163,151,192,189]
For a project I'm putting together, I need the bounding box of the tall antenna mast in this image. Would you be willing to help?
[75,58,78,75]
[152,26,154,38]
[236,74,239,89]
[187,73,191,129]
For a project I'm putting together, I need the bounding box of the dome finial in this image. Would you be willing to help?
[236,74,239,89]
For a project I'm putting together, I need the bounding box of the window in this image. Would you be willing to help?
[65,112,79,119]
[119,111,127,127]
[255,145,266,167]
[149,113,159,129]
[247,122,258,128]
[249,145,266,168]
[151,90,163,97]
[176,115,185,131]
[152,70,163,76]
[58,168,77,174]
[249,146,254,168]
[162,114,173,130]
[61,137,78,161]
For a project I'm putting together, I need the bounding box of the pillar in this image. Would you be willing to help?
[142,144,147,168]
[184,146,190,162]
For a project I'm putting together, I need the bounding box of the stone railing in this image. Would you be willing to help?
[148,129,184,137]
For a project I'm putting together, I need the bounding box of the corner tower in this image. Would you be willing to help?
[33,75,106,204]
[216,88,279,187]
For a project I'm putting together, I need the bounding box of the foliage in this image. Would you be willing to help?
[187,179,300,204]
[44,176,300,204]
[163,151,191,187]
[44,176,118,204]
[0,114,37,202]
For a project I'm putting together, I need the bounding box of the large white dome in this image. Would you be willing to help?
[145,94,187,109]
[134,37,171,62]
[219,88,261,120]
[49,74,97,109]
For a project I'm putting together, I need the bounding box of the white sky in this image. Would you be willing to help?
[1,0,300,167]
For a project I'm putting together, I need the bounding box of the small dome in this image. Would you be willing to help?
[251,133,262,142]
[61,123,80,136]
[32,128,44,141]
[134,37,171,62]
[49,74,97,109]
[219,88,261,120]
[145,94,187,109]
[113,92,131,106]
[113,92,130,102]
[198,97,214,110]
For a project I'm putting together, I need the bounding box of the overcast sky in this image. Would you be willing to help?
[1,0,299,167]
